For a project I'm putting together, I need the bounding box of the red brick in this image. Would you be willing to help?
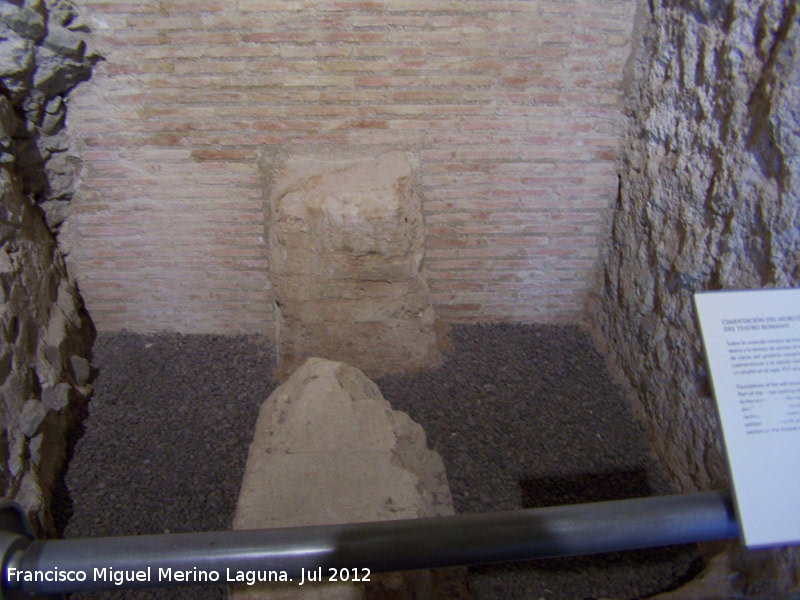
[65,0,635,331]
[190,148,257,161]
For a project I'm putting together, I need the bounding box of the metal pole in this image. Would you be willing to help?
[2,491,738,597]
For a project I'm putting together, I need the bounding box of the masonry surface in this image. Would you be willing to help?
[61,0,636,333]
[590,0,800,595]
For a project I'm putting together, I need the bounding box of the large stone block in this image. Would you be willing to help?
[232,357,469,600]
[268,151,440,378]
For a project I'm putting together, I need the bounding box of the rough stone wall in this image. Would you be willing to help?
[590,0,799,595]
[0,0,95,534]
[61,0,636,334]
[1,0,99,229]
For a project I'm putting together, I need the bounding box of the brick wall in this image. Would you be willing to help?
[63,0,636,334]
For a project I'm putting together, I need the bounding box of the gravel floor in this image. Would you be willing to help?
[61,325,701,600]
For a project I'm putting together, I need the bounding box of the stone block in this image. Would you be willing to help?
[32,45,91,97]
[0,0,45,42]
[39,109,65,135]
[39,199,69,229]
[268,152,440,378]
[0,35,34,101]
[42,382,70,411]
[42,24,85,58]
[19,398,45,437]
[44,345,61,369]
[68,355,90,386]
[232,357,469,600]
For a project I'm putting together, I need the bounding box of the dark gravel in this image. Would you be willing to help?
[61,324,701,600]
[378,324,702,600]
[60,332,277,600]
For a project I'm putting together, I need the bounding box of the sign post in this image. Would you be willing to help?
[694,288,800,548]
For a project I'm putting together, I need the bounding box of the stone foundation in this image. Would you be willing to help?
[267,151,441,378]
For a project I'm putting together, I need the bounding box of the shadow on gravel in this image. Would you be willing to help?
[491,469,706,600]
[50,407,86,537]
[519,468,655,508]
[467,549,705,600]
[51,365,98,537]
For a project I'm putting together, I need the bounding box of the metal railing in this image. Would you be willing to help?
[1,491,738,598]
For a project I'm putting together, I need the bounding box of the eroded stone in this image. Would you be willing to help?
[268,151,440,378]
[232,357,469,600]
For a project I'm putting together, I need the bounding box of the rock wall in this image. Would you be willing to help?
[1,0,99,231]
[590,0,799,596]
[0,0,95,534]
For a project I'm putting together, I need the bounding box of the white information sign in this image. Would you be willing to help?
[694,288,800,548]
